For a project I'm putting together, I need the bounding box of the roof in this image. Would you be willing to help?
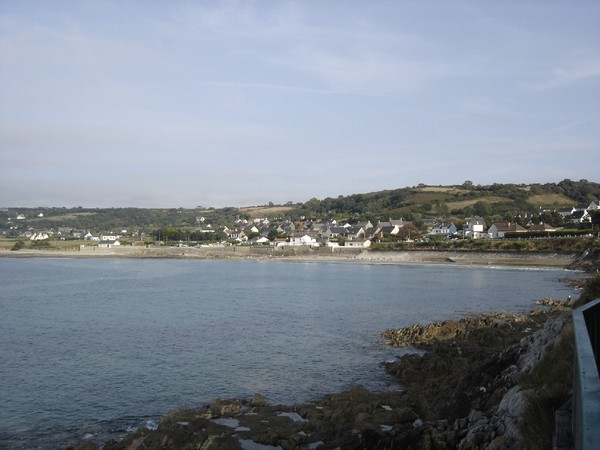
[529,223,556,231]
[492,222,526,232]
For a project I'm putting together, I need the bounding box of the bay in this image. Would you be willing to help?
[0,258,581,449]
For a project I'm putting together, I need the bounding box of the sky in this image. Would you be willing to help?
[1,1,599,208]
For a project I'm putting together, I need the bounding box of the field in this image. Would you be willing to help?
[240,205,296,218]
[527,194,575,206]
[445,196,509,210]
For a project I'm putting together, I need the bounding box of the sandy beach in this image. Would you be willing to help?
[0,245,580,268]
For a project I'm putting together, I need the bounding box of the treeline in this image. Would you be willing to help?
[0,206,245,234]
[296,179,600,222]
[152,227,227,243]
[2,179,599,233]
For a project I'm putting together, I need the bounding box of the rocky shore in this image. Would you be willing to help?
[68,293,585,450]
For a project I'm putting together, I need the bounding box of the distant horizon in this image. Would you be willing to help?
[2,177,598,210]
[1,2,599,208]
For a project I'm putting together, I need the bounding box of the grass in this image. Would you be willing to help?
[29,211,98,221]
[0,238,94,250]
[445,196,509,210]
[239,205,295,218]
[527,194,575,207]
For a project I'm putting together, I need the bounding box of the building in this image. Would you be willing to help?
[463,220,486,239]
[488,222,527,239]
[429,222,457,237]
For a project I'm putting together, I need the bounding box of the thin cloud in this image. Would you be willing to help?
[524,58,600,90]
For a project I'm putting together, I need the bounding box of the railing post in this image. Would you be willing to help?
[572,299,600,450]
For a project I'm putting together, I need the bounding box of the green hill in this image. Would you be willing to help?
[1,179,599,234]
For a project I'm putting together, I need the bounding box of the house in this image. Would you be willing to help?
[376,225,401,237]
[101,235,120,241]
[377,218,404,229]
[226,229,247,241]
[273,238,288,247]
[288,233,318,246]
[345,226,365,240]
[250,236,270,245]
[587,201,599,211]
[429,222,457,237]
[528,223,557,232]
[199,224,215,233]
[30,232,49,241]
[488,222,527,239]
[557,207,577,219]
[463,220,486,239]
[345,239,371,248]
[356,220,374,229]
[98,239,120,248]
[569,209,590,224]
[322,226,349,239]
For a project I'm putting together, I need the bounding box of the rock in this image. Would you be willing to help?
[207,398,241,418]
[251,393,268,407]
[73,442,99,450]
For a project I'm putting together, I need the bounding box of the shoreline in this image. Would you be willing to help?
[0,246,581,268]
[68,302,578,450]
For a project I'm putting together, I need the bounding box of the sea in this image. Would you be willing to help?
[0,257,583,449]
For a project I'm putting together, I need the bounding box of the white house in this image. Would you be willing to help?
[463,220,486,239]
[569,210,590,224]
[288,234,318,246]
[345,239,371,248]
[98,240,120,248]
[226,229,247,242]
[30,232,49,241]
[101,235,120,241]
[430,222,457,237]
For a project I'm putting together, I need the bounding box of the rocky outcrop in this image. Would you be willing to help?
[70,302,574,450]
[381,304,573,449]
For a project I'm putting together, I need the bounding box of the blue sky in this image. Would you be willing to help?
[1,1,599,208]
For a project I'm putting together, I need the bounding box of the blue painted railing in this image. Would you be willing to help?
[572,298,600,450]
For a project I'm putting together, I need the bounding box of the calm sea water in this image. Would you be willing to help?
[0,258,582,449]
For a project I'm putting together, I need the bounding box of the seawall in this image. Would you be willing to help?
[0,246,580,268]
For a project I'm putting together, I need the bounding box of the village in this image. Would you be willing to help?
[4,200,598,250]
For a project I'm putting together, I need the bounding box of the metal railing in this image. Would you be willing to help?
[572,298,600,450]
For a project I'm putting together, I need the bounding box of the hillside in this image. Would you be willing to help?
[1,179,599,234]
[292,179,599,222]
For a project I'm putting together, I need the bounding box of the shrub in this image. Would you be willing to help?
[31,240,51,249]
[11,240,25,251]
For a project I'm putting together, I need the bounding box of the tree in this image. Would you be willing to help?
[397,224,420,240]
[474,201,493,217]
[11,240,25,251]
[589,210,600,228]
[435,201,450,218]
[268,229,282,241]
